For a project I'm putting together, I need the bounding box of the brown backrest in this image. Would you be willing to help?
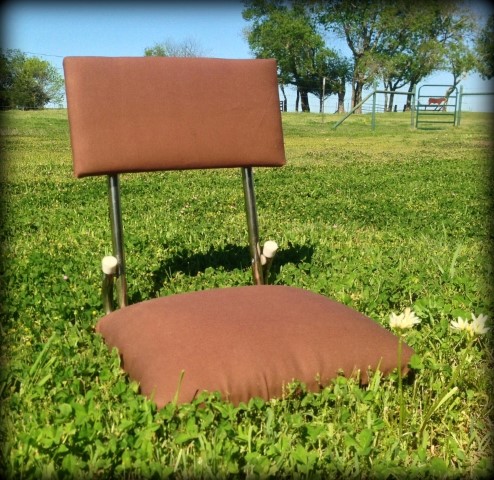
[63,57,286,177]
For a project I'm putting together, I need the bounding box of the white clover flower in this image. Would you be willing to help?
[389,307,421,330]
[450,316,471,333]
[451,313,489,337]
[470,313,489,336]
[389,311,404,329]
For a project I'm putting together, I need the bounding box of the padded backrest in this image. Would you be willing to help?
[63,57,286,177]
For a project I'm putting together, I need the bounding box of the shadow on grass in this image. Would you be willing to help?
[146,242,315,298]
[269,242,315,279]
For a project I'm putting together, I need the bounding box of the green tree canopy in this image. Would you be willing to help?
[314,0,399,112]
[144,37,206,58]
[0,49,64,110]
[442,40,478,88]
[299,48,352,113]
[475,14,494,80]
[243,0,350,112]
[314,0,476,112]
[242,0,480,113]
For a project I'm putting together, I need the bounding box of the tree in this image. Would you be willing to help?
[377,5,444,111]
[376,2,443,111]
[315,0,400,113]
[400,1,476,109]
[0,49,64,109]
[442,40,478,89]
[324,54,353,113]
[380,52,413,111]
[0,51,15,108]
[243,0,345,112]
[475,14,494,80]
[300,49,352,113]
[144,37,206,58]
[314,0,476,112]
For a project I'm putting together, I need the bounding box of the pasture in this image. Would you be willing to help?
[0,109,492,478]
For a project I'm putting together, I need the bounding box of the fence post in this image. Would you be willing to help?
[321,77,326,123]
[456,85,463,127]
[371,91,376,131]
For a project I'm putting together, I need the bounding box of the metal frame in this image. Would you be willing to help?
[104,174,128,310]
[241,167,264,286]
[102,167,273,313]
[102,267,116,314]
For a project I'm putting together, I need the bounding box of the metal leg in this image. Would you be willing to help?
[241,167,264,285]
[108,174,128,308]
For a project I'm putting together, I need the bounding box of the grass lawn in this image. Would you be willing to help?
[0,109,493,478]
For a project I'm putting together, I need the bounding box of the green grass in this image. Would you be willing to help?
[1,109,493,478]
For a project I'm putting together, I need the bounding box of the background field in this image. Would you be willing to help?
[0,110,493,478]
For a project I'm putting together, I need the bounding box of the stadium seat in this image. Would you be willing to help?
[64,56,413,407]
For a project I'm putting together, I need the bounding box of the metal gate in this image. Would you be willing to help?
[415,85,458,128]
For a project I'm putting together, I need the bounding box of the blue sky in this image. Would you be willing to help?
[2,1,493,112]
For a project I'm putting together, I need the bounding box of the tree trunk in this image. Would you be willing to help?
[295,89,299,112]
[299,88,310,112]
[337,91,345,113]
[404,82,416,111]
[280,84,288,112]
[383,80,389,111]
[352,79,364,114]
[388,92,395,112]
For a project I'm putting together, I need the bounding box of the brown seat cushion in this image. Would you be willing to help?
[96,285,413,407]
